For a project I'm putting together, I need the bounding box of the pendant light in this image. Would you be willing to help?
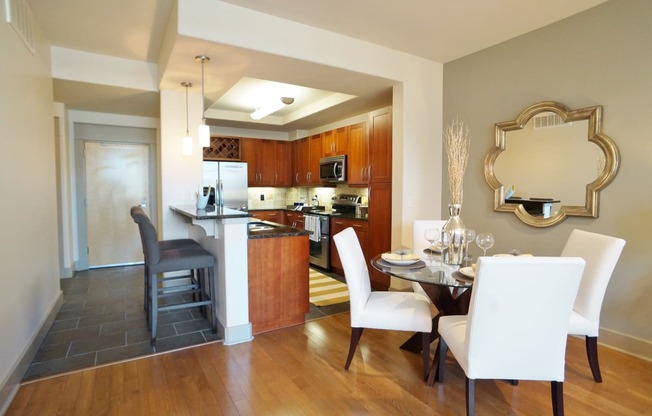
[195,55,211,148]
[181,81,193,156]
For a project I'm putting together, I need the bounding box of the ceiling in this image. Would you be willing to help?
[28,0,608,132]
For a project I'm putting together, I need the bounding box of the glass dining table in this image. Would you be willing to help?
[371,254,474,353]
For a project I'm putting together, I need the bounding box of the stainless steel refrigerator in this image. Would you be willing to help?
[202,161,248,210]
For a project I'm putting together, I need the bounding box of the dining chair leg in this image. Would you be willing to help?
[551,381,564,416]
[345,327,364,370]
[421,332,430,380]
[585,336,602,383]
[437,337,448,383]
[466,377,475,416]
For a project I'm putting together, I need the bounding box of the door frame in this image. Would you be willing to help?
[74,123,157,270]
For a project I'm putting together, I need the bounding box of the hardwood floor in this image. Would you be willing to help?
[7,312,652,415]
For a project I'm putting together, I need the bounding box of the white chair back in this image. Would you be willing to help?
[465,256,585,381]
[333,227,371,325]
[412,219,447,259]
[561,229,626,325]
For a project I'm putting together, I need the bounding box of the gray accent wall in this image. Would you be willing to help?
[443,0,652,356]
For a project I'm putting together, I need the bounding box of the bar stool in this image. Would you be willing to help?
[130,206,201,313]
[131,209,217,346]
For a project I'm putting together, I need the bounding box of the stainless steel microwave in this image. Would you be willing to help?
[319,155,346,182]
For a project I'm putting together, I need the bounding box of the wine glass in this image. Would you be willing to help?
[437,230,452,267]
[475,233,495,257]
[463,228,476,265]
[423,228,439,263]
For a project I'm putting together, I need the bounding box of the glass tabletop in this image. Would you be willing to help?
[371,255,473,288]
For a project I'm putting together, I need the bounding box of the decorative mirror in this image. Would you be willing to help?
[484,101,620,227]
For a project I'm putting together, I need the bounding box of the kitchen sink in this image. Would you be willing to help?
[248,222,278,231]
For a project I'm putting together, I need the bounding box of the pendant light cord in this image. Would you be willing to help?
[185,83,190,134]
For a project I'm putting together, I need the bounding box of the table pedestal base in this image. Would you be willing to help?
[400,283,472,353]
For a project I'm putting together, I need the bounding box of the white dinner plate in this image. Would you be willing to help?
[459,267,476,278]
[381,252,421,266]
[383,258,421,266]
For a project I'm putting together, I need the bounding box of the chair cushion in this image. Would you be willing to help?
[354,291,432,332]
[149,246,215,274]
[160,239,201,251]
[568,310,599,336]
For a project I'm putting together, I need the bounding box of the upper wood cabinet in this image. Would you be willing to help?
[293,135,323,186]
[368,109,392,184]
[241,139,292,187]
[346,122,369,186]
[322,126,348,157]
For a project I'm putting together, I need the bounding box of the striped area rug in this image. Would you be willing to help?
[309,269,349,306]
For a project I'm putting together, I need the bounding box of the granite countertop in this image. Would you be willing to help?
[249,206,368,221]
[247,219,311,240]
[170,204,251,220]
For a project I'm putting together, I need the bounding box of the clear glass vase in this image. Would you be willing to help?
[442,203,466,265]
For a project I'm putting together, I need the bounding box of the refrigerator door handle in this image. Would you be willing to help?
[218,179,224,207]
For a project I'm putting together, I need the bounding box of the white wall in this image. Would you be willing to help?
[443,0,652,357]
[0,17,61,408]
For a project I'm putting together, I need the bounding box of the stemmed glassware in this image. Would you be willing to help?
[423,228,439,264]
[463,228,476,266]
[437,230,451,267]
[475,232,495,257]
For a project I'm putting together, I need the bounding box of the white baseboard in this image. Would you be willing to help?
[0,291,63,415]
[598,327,652,362]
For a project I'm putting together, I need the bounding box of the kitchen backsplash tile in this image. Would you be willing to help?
[247,185,368,210]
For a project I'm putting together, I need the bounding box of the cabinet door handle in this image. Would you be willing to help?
[295,173,299,183]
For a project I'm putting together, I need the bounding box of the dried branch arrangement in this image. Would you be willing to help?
[444,118,471,205]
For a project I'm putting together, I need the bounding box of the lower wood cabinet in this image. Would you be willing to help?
[330,217,368,277]
[251,210,283,223]
[248,235,309,334]
[284,211,305,228]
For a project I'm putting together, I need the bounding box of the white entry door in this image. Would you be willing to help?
[84,141,150,267]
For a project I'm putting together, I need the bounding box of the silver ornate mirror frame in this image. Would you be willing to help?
[484,101,620,227]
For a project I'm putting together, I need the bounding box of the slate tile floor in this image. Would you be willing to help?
[23,265,349,381]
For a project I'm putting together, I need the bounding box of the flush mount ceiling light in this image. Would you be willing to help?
[250,96,295,120]
[195,55,211,147]
[181,81,193,156]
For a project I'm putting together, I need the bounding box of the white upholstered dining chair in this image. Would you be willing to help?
[561,229,626,382]
[432,256,585,416]
[333,227,434,379]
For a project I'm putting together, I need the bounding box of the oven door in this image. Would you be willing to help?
[306,215,330,270]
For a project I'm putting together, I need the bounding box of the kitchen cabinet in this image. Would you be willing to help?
[322,126,348,157]
[346,109,391,186]
[346,122,369,186]
[248,235,309,334]
[285,211,305,229]
[241,139,291,187]
[330,217,368,277]
[252,210,283,223]
[367,182,392,290]
[368,108,392,183]
[275,141,292,186]
[293,134,323,186]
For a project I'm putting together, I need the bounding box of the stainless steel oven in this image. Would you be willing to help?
[304,213,330,270]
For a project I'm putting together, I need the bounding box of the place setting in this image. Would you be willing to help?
[378,250,427,270]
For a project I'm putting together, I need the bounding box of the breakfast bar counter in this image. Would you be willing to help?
[170,204,254,346]
[170,205,312,343]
